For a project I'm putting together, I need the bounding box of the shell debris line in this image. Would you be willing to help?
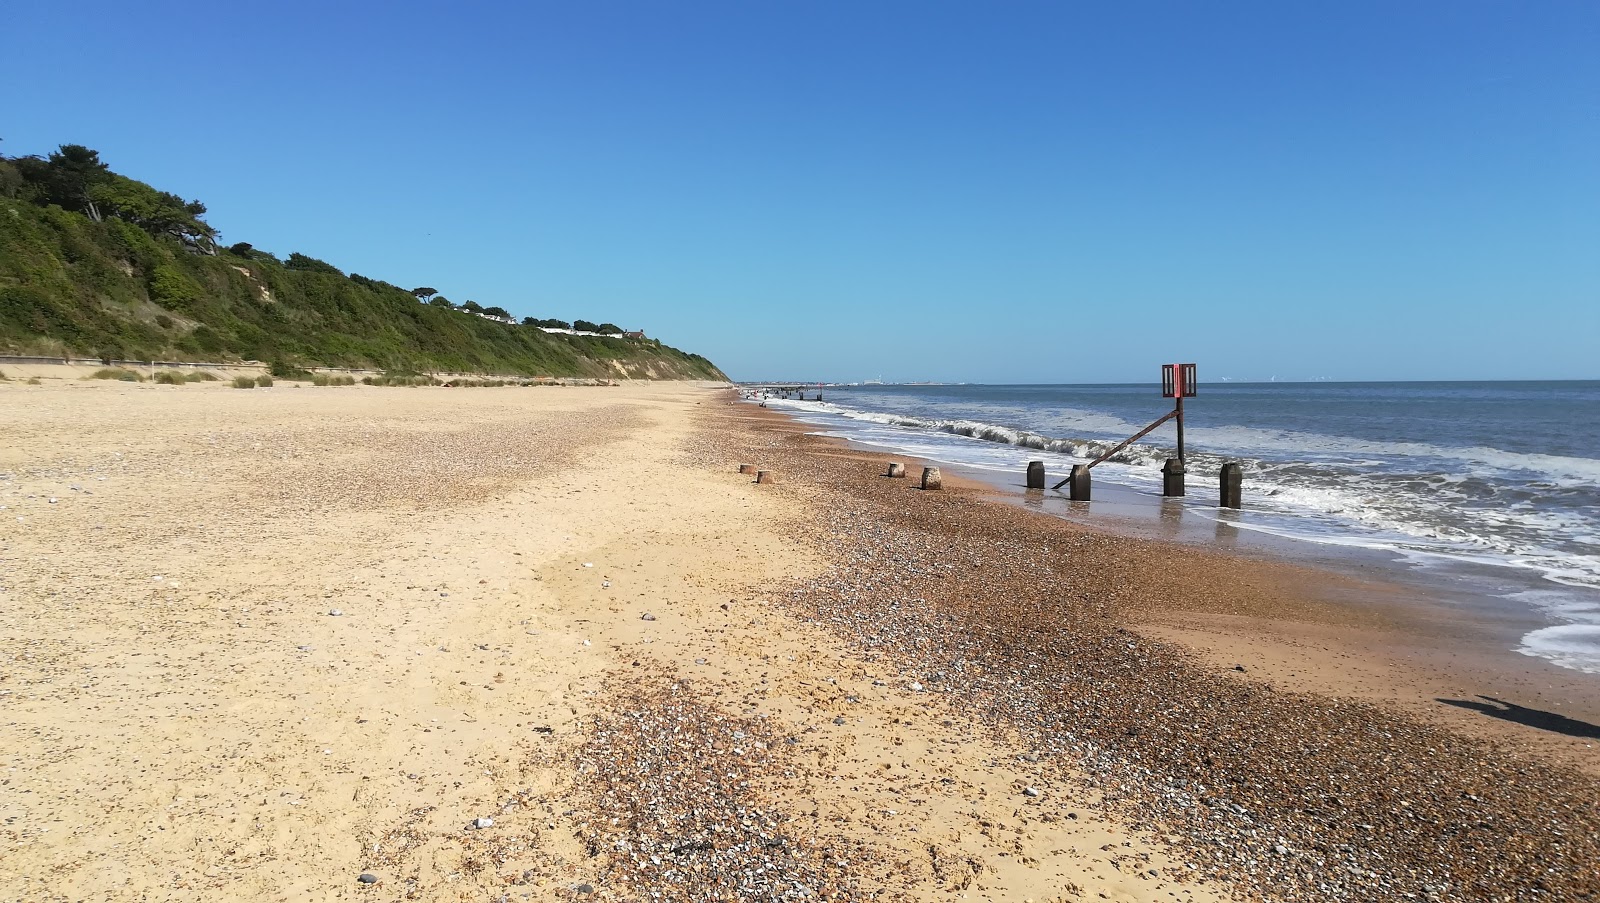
[571,671,894,902]
[707,401,1600,903]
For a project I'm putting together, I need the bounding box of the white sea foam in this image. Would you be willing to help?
[755,392,1600,595]
[1517,625,1600,674]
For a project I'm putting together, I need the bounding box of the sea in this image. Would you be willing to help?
[752,381,1600,675]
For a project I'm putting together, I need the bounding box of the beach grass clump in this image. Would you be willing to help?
[231,375,256,389]
[309,373,356,386]
[27,377,42,385]
[184,371,219,382]
[152,371,186,385]
[363,371,439,387]
[89,368,144,382]
[255,375,274,387]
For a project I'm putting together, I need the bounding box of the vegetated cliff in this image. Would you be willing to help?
[0,148,726,380]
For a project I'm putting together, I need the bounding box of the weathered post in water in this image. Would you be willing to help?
[1220,462,1242,509]
[1067,464,1091,500]
[1162,457,1186,497]
[1026,460,1045,490]
[921,467,943,490]
[886,462,906,478]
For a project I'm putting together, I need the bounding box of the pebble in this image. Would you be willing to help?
[328,609,343,617]
[728,422,1600,902]
[1023,786,1041,798]
[641,613,656,621]
[357,872,378,884]
[474,817,494,829]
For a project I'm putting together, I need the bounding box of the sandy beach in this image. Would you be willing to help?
[3,379,1597,902]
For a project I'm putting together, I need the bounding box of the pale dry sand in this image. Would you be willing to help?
[2,381,1235,903]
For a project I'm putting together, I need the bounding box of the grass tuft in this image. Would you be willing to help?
[90,368,144,382]
[232,375,256,389]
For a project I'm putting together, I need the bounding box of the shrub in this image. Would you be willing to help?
[153,371,186,385]
[183,371,219,382]
[27,377,42,385]
[255,375,274,387]
[153,314,174,330]
[232,376,256,388]
[269,360,312,379]
[90,368,143,381]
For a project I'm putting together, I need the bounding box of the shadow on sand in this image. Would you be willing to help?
[1438,696,1600,739]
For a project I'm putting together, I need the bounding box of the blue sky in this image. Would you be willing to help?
[4,2,1597,382]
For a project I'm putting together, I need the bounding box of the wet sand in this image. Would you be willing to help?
[2,379,1596,902]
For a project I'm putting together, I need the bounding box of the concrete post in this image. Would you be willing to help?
[738,464,756,474]
[886,462,906,478]
[756,470,776,484]
[921,467,943,490]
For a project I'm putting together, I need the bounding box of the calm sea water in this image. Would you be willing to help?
[754,381,1600,674]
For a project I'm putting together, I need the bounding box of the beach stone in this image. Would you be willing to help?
[1023,786,1041,798]
[576,883,594,895]
[832,716,846,725]
[641,612,656,621]
[357,872,379,884]
[474,817,494,829]
[328,608,343,617]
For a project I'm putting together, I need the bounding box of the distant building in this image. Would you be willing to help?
[474,312,516,325]
[624,330,645,339]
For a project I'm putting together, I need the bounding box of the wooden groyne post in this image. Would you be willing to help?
[1162,457,1185,497]
[886,462,906,478]
[1066,464,1091,500]
[1026,460,1045,490]
[921,467,943,490]
[1220,462,1242,509]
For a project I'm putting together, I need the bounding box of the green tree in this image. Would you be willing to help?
[410,286,438,302]
[45,145,112,220]
[0,159,23,199]
[597,323,623,335]
[427,296,453,308]
[483,305,510,319]
[286,252,342,276]
[461,300,484,313]
[573,319,600,332]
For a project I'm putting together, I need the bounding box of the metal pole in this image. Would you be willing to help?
[1176,396,1185,464]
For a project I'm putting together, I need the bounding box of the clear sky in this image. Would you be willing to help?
[4,2,1596,383]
